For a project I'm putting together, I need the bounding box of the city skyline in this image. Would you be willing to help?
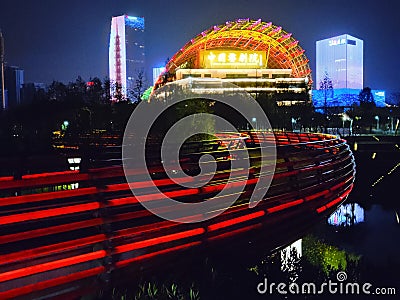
[0,0,399,91]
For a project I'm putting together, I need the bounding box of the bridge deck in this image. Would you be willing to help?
[0,132,355,299]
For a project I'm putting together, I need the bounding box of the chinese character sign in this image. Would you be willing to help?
[201,50,266,68]
[329,38,347,46]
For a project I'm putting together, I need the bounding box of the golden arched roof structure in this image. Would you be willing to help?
[162,18,311,82]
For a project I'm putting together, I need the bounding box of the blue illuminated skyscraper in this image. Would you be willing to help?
[316,34,363,90]
[109,15,145,100]
[312,34,383,109]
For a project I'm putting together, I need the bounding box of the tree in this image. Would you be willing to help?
[66,76,87,105]
[129,69,146,102]
[141,86,153,102]
[347,87,377,133]
[358,87,374,104]
[112,81,125,102]
[103,77,112,102]
[47,81,67,102]
[319,71,333,113]
[358,87,376,133]
[319,72,333,132]
[86,77,105,105]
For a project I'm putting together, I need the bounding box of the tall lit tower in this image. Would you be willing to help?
[109,15,145,100]
[0,30,5,110]
[316,34,363,90]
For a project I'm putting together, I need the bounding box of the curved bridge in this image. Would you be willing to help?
[0,132,355,299]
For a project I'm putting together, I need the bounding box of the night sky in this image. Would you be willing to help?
[1,0,399,91]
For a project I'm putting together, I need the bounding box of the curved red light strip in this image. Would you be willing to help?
[0,132,355,299]
[0,250,106,283]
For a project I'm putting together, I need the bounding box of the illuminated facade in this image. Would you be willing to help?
[312,88,386,108]
[314,34,386,108]
[176,68,292,80]
[316,34,363,90]
[109,15,145,99]
[154,19,312,106]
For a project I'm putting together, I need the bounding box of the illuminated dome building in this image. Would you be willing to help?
[154,18,312,107]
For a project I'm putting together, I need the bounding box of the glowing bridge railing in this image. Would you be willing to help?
[0,132,355,299]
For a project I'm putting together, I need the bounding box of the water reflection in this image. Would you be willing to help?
[328,203,364,227]
[249,235,361,286]
[280,239,302,276]
[95,178,399,300]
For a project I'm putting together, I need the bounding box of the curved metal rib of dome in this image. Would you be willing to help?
[163,18,311,82]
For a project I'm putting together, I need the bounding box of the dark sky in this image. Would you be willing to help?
[1,0,399,91]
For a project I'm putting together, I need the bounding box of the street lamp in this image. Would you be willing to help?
[341,114,345,136]
[291,117,296,132]
[375,116,379,130]
[341,113,352,136]
[252,117,257,130]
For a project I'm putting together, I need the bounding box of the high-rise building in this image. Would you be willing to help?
[4,66,24,109]
[109,15,145,100]
[316,34,363,90]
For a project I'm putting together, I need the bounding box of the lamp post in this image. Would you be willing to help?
[350,118,353,136]
[252,117,257,131]
[375,116,379,130]
[341,113,352,136]
[291,117,296,132]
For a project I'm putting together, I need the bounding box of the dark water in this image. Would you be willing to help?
[97,150,399,300]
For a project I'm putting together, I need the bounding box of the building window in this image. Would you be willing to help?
[347,39,356,45]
